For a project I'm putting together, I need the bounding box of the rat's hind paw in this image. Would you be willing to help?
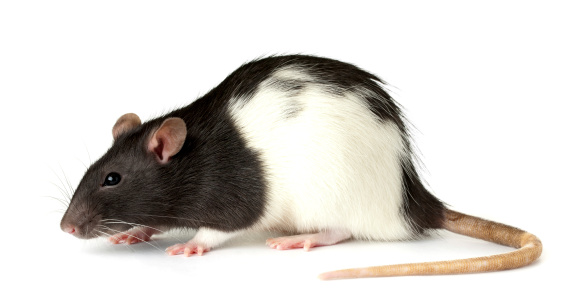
[266,230,352,251]
[109,227,156,245]
[166,240,210,257]
[266,234,320,251]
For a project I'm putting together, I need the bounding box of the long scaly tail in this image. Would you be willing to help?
[318,209,542,280]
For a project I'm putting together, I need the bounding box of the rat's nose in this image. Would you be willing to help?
[62,225,76,234]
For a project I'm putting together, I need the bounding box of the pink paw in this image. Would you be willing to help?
[266,230,351,251]
[109,227,155,245]
[166,241,210,257]
[266,235,318,251]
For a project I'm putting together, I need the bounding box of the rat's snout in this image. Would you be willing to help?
[60,217,80,236]
[61,224,76,235]
[60,208,76,235]
[60,217,94,239]
[60,205,102,239]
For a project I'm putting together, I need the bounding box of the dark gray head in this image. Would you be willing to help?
[60,113,187,239]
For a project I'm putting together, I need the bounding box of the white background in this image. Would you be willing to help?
[1,1,560,304]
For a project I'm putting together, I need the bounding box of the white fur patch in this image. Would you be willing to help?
[191,228,243,248]
[228,68,412,241]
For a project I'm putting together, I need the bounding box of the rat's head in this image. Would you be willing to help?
[60,113,187,239]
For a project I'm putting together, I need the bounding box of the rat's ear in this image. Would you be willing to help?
[148,117,187,164]
[113,113,142,140]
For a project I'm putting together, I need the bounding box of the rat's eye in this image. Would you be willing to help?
[103,172,121,186]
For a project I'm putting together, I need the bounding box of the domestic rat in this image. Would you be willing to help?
[60,55,542,279]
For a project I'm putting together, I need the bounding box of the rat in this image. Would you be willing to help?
[60,55,542,279]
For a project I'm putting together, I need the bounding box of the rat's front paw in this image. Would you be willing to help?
[166,240,210,257]
[109,227,156,245]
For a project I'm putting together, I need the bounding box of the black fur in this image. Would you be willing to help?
[223,55,403,125]
[62,89,267,237]
[61,55,445,239]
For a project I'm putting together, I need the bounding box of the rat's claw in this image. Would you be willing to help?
[125,235,143,244]
[304,240,313,251]
[165,243,185,255]
[184,244,209,257]
[197,246,206,256]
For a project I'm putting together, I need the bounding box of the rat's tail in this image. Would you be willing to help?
[318,209,542,280]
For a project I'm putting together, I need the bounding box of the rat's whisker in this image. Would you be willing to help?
[103,219,165,234]
[98,225,140,252]
[95,228,136,252]
[77,158,89,171]
[126,214,221,226]
[43,195,69,208]
[49,181,71,202]
[101,226,164,252]
[46,208,68,215]
[102,219,185,243]
[59,164,75,196]
[93,229,102,238]
[85,144,92,166]
[49,167,72,200]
